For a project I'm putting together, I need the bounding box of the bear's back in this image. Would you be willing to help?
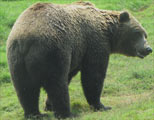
[7,2,96,43]
[7,2,97,57]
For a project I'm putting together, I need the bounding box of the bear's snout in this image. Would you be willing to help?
[145,47,152,54]
[137,46,152,58]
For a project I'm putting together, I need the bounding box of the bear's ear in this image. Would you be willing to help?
[119,11,130,23]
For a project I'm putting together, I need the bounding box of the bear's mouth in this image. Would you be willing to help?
[136,50,152,59]
[136,52,145,59]
[135,46,153,59]
[135,48,145,58]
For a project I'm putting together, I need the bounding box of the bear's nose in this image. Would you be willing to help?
[146,47,152,53]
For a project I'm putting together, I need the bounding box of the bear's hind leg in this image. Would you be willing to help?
[11,71,42,118]
[11,67,42,117]
[44,80,71,119]
[17,85,41,118]
[7,43,43,118]
[44,69,79,112]
[44,96,53,111]
[43,52,72,119]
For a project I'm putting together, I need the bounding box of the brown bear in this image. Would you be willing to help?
[7,1,152,119]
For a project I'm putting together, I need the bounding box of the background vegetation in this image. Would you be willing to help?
[0,0,154,120]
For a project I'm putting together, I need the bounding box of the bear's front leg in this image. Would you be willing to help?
[81,57,111,111]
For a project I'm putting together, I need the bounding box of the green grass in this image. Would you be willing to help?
[0,0,154,120]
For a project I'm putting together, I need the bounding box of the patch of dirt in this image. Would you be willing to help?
[102,91,154,107]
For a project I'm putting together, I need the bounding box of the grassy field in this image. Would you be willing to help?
[0,0,154,120]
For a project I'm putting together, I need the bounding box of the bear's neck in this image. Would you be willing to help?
[100,11,121,54]
[108,21,121,54]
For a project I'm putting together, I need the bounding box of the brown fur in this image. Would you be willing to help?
[7,1,152,119]
[73,1,95,6]
[30,3,50,11]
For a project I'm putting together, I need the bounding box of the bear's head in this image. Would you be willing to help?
[115,11,152,58]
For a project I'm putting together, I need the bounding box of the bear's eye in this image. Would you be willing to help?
[131,32,142,43]
[134,31,147,39]
[134,32,142,38]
